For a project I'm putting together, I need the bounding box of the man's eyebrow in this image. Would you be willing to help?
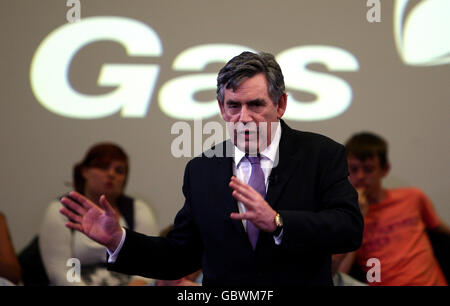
[225,100,245,107]
[225,99,267,105]
[248,99,267,105]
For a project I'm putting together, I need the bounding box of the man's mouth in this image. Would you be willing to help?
[237,130,257,140]
[238,130,257,135]
[354,183,366,189]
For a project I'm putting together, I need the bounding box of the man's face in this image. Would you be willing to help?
[347,155,389,195]
[218,73,286,154]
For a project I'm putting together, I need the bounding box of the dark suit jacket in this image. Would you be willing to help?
[108,120,364,286]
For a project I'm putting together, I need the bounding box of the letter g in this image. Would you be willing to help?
[30,16,162,119]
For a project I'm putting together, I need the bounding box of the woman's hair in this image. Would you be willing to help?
[73,143,129,194]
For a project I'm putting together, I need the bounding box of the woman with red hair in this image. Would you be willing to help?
[39,143,158,285]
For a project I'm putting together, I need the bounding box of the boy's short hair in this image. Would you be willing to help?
[345,132,389,169]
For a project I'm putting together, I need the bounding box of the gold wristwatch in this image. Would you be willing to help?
[273,213,283,236]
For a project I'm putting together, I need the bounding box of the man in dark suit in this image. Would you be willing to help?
[60,52,363,286]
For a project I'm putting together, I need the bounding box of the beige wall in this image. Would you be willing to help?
[1,0,449,251]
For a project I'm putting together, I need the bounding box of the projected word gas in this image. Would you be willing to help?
[30,16,360,121]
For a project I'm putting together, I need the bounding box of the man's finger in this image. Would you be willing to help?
[231,190,254,209]
[230,176,253,192]
[229,179,258,202]
[230,212,251,220]
[60,196,87,216]
[356,188,368,203]
[356,188,366,196]
[68,191,95,209]
[65,221,83,232]
[60,207,82,224]
[99,195,116,216]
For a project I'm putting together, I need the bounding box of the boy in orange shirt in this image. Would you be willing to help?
[340,132,449,286]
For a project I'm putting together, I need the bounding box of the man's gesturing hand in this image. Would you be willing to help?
[229,176,277,232]
[59,191,124,252]
[356,188,368,217]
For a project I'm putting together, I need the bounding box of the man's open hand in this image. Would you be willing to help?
[229,176,277,232]
[60,191,124,251]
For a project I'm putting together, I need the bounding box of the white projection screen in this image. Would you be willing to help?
[1,0,449,251]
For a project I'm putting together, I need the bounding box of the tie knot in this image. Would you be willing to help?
[246,155,261,165]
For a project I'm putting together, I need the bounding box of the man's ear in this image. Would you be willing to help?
[276,93,287,119]
[381,163,390,177]
[218,100,226,119]
[81,166,88,179]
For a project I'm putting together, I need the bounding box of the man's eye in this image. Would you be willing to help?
[96,163,109,169]
[115,167,126,174]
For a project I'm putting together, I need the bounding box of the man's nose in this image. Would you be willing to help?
[107,167,116,177]
[239,105,252,123]
[355,168,365,180]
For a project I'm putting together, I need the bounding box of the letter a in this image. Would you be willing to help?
[66,0,81,23]
[171,121,192,158]
[66,258,81,282]
[366,0,381,23]
[366,257,381,283]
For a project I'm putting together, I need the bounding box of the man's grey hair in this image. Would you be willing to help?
[216,51,285,105]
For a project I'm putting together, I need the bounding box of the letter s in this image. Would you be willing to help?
[30,16,162,119]
[277,46,359,121]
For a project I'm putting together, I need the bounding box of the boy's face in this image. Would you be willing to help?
[347,155,389,194]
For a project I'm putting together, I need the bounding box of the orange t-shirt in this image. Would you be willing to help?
[356,187,447,286]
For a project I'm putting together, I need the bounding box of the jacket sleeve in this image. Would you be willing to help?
[108,161,203,280]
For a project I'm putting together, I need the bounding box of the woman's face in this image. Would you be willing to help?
[82,159,127,200]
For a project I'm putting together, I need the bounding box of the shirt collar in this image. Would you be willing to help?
[234,121,282,167]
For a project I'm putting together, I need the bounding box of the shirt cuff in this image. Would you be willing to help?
[273,228,283,245]
[107,228,126,263]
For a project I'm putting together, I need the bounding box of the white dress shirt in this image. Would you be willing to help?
[233,121,283,244]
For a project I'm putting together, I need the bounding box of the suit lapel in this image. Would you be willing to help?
[215,140,247,237]
[265,120,301,209]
